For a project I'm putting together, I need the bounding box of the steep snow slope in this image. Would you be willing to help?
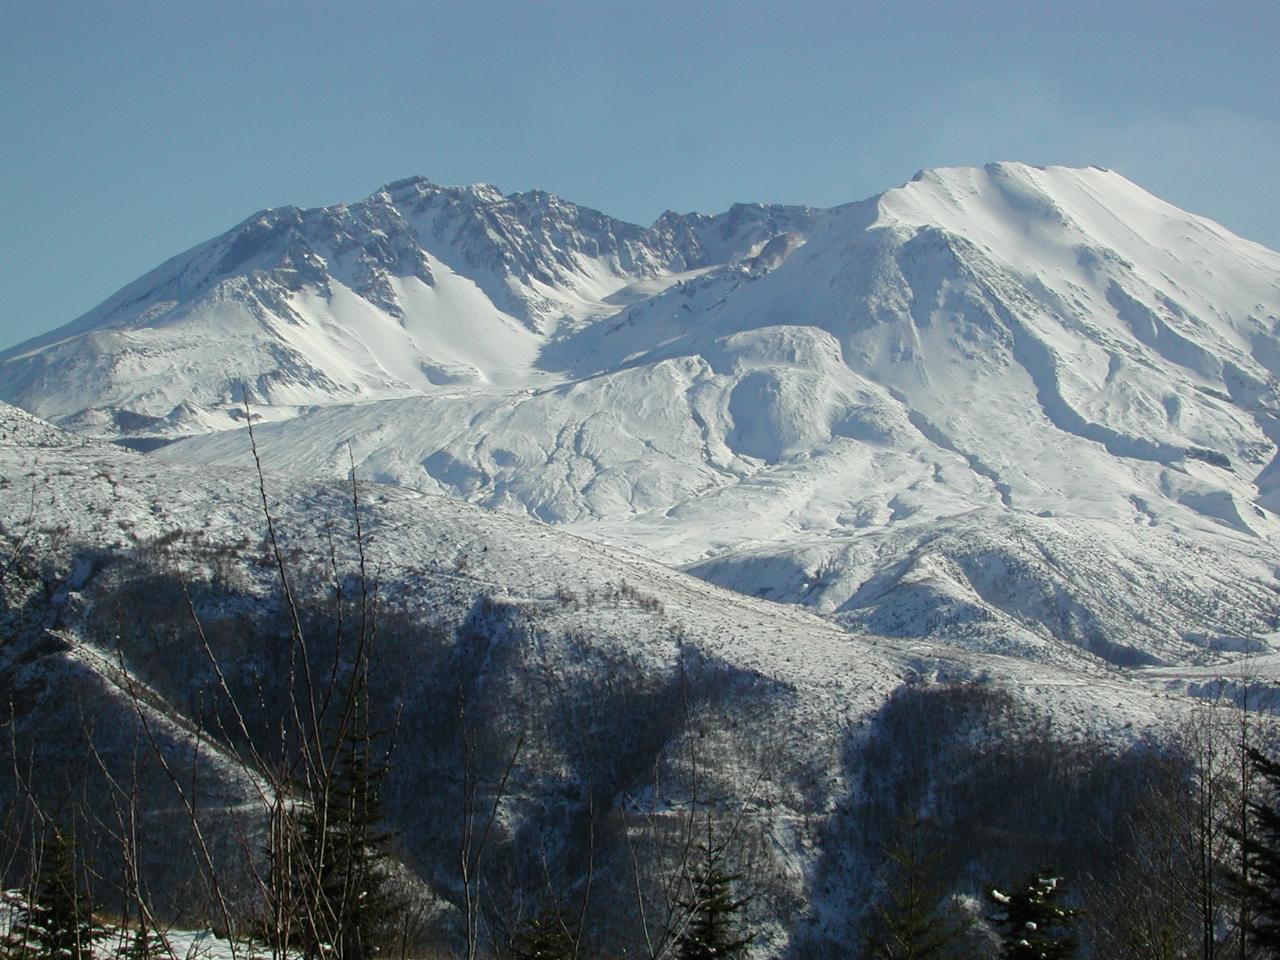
[0,179,815,434]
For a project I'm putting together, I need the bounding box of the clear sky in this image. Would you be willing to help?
[2,0,1277,350]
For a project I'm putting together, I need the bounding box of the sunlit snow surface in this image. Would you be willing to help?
[4,162,1280,674]
[0,401,1208,745]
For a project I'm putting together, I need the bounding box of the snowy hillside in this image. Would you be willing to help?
[3,401,1186,739]
[0,401,1221,952]
[4,162,1280,674]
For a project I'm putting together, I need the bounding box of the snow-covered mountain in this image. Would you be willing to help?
[4,149,1280,947]
[4,162,1279,674]
[0,178,814,434]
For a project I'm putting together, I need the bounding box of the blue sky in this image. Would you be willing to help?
[2,0,1277,350]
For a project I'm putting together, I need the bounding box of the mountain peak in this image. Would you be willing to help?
[384,174,437,193]
[3,162,1275,437]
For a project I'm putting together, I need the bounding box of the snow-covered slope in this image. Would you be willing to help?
[4,401,1215,949]
[4,163,1280,674]
[4,400,1181,734]
[0,179,815,433]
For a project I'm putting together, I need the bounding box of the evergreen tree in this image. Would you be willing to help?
[2,827,107,960]
[1228,747,1280,955]
[675,840,753,960]
[512,912,575,960]
[987,871,1078,960]
[324,694,401,960]
[118,921,166,960]
[278,654,402,960]
[863,816,967,960]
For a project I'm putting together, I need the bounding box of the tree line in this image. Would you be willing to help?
[8,679,1280,960]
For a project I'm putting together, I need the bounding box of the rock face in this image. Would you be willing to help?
[4,162,1280,673]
